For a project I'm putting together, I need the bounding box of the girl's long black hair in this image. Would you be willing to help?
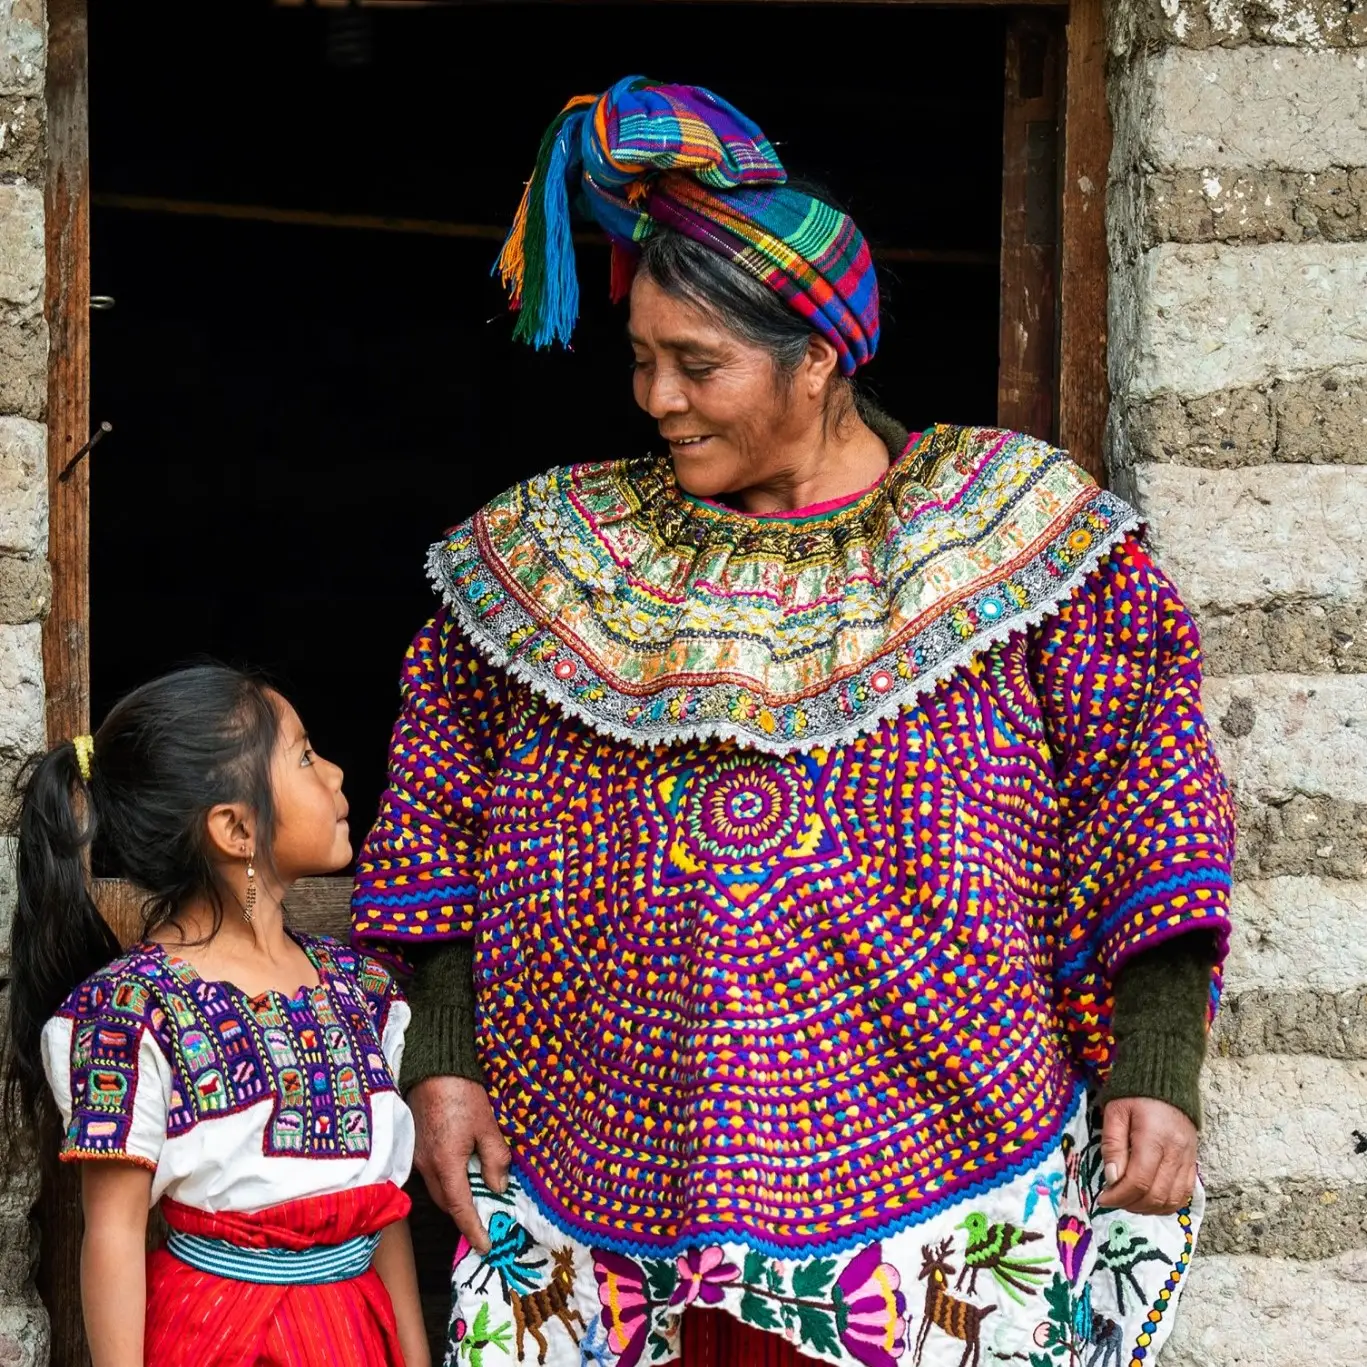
[3,666,280,1146]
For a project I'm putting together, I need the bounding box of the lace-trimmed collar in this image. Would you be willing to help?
[427,425,1140,754]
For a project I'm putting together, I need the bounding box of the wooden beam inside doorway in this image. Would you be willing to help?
[997,10,1063,445]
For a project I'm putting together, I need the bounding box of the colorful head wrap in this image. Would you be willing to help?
[495,76,880,375]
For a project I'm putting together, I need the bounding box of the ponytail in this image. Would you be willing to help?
[4,740,120,1144]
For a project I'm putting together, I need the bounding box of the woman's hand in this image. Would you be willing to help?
[1098,1096,1198,1214]
[408,1075,511,1254]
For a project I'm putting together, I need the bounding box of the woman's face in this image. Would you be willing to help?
[628,274,834,499]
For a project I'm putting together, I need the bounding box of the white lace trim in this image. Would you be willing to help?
[426,511,1144,756]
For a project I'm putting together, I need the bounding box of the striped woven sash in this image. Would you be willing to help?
[165,1228,381,1285]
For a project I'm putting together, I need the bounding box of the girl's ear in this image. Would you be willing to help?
[204,803,256,862]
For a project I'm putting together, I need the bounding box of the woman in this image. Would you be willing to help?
[353,78,1233,1367]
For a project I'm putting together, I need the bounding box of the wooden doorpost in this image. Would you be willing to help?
[43,0,90,742]
[1057,0,1111,482]
[997,11,1063,444]
[37,0,91,1363]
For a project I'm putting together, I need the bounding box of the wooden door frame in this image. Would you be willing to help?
[36,5,90,1359]
[37,2,1110,1360]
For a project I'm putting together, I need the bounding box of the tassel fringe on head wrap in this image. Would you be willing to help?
[494,75,880,374]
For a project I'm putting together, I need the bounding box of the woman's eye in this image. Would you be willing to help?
[683,366,716,380]
[301,749,314,766]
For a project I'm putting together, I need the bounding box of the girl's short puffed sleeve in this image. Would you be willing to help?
[41,976,172,1172]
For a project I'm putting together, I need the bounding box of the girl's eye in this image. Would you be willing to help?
[301,749,314,767]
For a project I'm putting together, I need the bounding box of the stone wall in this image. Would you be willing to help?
[1107,0,1367,1360]
[0,0,46,1363]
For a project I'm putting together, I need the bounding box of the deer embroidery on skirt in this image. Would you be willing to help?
[915,1239,996,1367]
[509,1245,587,1364]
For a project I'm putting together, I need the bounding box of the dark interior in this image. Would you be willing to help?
[89,1,1008,853]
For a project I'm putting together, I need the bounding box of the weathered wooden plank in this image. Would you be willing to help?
[42,0,90,751]
[92,880,354,946]
[93,876,354,947]
[90,878,142,947]
[37,2,91,1361]
[1057,0,1111,484]
[280,876,354,938]
[997,13,1063,442]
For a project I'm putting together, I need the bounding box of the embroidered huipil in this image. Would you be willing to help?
[41,934,416,1365]
[42,934,413,1204]
[353,425,1234,1367]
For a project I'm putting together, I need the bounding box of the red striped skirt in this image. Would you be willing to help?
[146,1182,411,1367]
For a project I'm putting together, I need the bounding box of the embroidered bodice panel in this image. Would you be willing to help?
[42,934,414,1211]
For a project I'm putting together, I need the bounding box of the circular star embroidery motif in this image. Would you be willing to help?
[688,759,800,862]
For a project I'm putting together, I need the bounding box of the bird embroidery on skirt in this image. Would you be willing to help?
[1095,1222,1173,1313]
[954,1213,1052,1303]
[460,1212,548,1300]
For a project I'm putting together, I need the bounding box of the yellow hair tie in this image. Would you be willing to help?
[72,735,95,783]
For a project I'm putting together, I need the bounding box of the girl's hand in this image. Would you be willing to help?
[1098,1096,1198,1214]
[408,1076,511,1254]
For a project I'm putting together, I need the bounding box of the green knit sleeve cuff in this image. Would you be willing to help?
[1100,1027,1206,1129]
[1098,934,1216,1129]
[398,939,484,1093]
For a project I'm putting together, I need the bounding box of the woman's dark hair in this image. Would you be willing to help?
[634,179,871,432]
[2,666,280,1144]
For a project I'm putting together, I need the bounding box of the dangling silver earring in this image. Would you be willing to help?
[243,851,257,924]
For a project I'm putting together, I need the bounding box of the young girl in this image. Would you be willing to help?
[3,666,430,1367]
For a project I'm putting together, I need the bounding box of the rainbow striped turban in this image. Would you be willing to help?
[495,76,880,375]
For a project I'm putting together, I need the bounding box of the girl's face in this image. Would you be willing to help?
[266,694,351,880]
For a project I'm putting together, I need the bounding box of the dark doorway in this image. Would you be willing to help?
[89,1,1007,842]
